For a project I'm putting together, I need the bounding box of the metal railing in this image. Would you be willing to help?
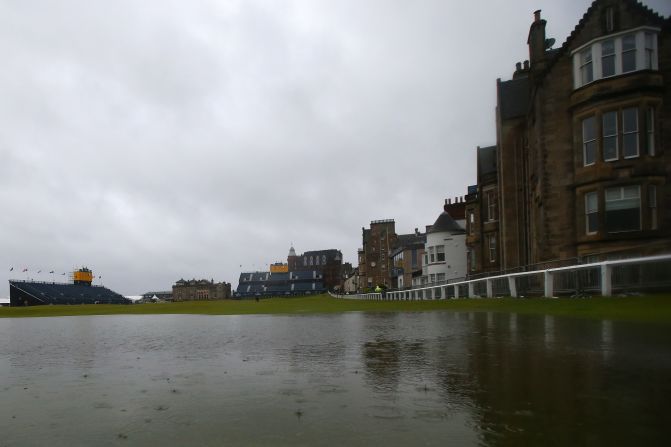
[330,254,671,300]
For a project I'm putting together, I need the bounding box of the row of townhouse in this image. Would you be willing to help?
[358,0,670,290]
[356,198,469,291]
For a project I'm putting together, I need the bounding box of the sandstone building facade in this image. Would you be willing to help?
[172,279,232,301]
[488,0,669,273]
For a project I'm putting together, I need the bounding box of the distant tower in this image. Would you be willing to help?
[287,245,298,271]
[73,267,94,286]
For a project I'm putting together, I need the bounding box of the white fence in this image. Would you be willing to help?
[330,254,671,300]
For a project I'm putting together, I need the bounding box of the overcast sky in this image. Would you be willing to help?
[1,0,669,296]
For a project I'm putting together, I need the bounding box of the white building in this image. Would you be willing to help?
[420,211,467,286]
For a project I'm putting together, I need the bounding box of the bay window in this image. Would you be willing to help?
[573,28,659,89]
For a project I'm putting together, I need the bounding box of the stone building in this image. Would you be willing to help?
[343,267,359,293]
[235,245,344,297]
[172,279,232,301]
[288,247,343,289]
[422,211,467,285]
[491,1,670,271]
[465,146,501,275]
[358,219,398,289]
[390,229,425,289]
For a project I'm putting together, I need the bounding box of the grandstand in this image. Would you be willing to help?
[9,267,130,306]
[235,270,326,298]
[10,281,130,306]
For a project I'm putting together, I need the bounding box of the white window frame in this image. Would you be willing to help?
[585,191,598,235]
[601,39,615,78]
[583,116,597,166]
[602,111,618,161]
[572,27,659,89]
[579,48,593,85]
[621,34,637,73]
[436,245,445,262]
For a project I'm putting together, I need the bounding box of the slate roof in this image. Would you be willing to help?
[427,212,465,234]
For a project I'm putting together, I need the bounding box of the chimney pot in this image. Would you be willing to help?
[524,60,530,70]
[534,10,541,22]
[516,62,522,71]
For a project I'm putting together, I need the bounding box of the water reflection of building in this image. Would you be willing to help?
[362,339,403,392]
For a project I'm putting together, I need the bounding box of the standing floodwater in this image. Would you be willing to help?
[0,312,669,446]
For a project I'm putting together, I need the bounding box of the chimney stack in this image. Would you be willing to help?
[528,9,547,70]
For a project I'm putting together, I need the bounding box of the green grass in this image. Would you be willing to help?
[1,294,671,323]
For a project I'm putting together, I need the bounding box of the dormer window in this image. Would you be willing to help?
[573,27,659,89]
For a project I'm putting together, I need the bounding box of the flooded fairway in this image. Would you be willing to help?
[0,311,669,446]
